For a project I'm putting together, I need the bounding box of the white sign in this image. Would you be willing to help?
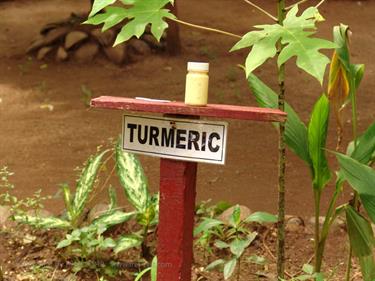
[122,115,228,165]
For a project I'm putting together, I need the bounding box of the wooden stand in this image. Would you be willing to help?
[91,96,286,281]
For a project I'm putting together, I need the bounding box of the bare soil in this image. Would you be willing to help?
[0,0,374,280]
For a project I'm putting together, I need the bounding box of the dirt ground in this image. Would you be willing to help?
[0,0,374,278]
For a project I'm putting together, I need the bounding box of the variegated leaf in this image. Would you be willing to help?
[72,149,110,221]
[93,210,135,231]
[114,234,142,254]
[14,215,71,229]
[116,143,149,212]
[61,183,73,221]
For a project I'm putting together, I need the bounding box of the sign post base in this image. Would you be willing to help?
[157,158,197,281]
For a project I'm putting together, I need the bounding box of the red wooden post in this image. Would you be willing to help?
[91,96,287,281]
[158,159,197,281]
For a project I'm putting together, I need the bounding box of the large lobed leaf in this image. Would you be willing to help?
[72,149,109,221]
[86,0,175,46]
[336,153,375,224]
[116,143,150,213]
[308,94,331,190]
[248,74,312,168]
[232,5,336,84]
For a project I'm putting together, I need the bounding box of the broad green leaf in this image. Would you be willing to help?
[72,149,109,220]
[89,0,117,17]
[245,211,277,224]
[194,218,223,237]
[347,121,375,164]
[336,153,375,223]
[85,7,129,32]
[224,258,237,280]
[114,234,142,254]
[151,256,157,281]
[114,0,175,45]
[205,259,225,271]
[232,5,335,83]
[14,215,71,229]
[308,94,331,190]
[93,210,135,230]
[116,143,149,212]
[248,74,312,168]
[345,206,375,257]
[57,238,73,249]
[101,237,116,249]
[229,236,254,257]
[229,205,241,227]
[214,240,229,249]
[358,255,375,281]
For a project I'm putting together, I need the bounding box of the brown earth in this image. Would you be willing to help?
[0,0,374,279]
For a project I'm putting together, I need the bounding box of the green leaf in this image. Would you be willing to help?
[351,63,365,91]
[194,218,223,237]
[108,185,117,210]
[205,259,225,271]
[224,258,237,280]
[135,268,151,281]
[116,143,149,212]
[247,74,312,168]
[72,149,109,220]
[232,6,335,83]
[214,240,229,249]
[14,215,71,229]
[345,205,375,257]
[308,94,331,190]
[89,0,117,17]
[347,121,375,165]
[336,153,375,223]
[151,256,157,281]
[57,238,73,249]
[85,7,129,32]
[114,0,175,45]
[229,205,241,227]
[229,237,253,257]
[61,183,73,221]
[245,211,277,224]
[101,237,116,249]
[92,210,135,231]
[114,234,142,254]
[358,255,375,281]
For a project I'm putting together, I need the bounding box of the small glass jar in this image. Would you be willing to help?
[184,62,209,106]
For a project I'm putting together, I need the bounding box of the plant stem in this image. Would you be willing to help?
[316,0,326,8]
[276,0,286,279]
[345,247,353,281]
[243,0,278,21]
[313,189,321,272]
[169,18,242,39]
[315,182,342,272]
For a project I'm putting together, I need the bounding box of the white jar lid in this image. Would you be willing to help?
[187,62,209,72]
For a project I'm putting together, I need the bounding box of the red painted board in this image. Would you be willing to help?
[91,96,287,122]
[157,159,197,281]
